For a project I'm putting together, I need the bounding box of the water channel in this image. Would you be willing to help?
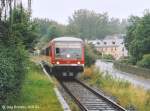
[95,60,150,90]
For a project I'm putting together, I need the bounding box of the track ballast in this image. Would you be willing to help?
[58,78,127,111]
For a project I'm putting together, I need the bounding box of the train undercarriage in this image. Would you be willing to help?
[51,66,84,77]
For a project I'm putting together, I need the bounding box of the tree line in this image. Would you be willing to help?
[0,0,37,104]
[67,9,127,39]
[124,11,150,68]
[34,9,128,48]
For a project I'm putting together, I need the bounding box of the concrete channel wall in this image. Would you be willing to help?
[114,62,150,78]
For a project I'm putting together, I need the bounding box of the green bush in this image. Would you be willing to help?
[88,43,102,58]
[0,44,27,104]
[137,54,150,69]
[85,44,96,67]
[102,54,114,60]
[0,4,31,105]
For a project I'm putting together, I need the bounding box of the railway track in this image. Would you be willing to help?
[58,78,127,111]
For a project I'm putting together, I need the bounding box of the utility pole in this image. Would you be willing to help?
[9,0,13,33]
[28,0,32,16]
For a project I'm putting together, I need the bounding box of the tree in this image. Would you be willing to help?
[85,44,97,67]
[0,1,33,104]
[67,9,127,40]
[33,18,67,48]
[125,16,140,50]
[125,12,150,65]
[47,25,60,40]
[137,54,150,68]
[12,6,37,49]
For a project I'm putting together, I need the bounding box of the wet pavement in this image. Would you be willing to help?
[95,60,150,90]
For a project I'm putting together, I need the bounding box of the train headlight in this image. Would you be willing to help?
[56,61,60,64]
[66,54,70,58]
[77,61,80,64]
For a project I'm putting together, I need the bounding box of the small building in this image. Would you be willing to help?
[88,34,128,59]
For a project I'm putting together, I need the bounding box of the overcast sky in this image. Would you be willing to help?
[23,0,150,24]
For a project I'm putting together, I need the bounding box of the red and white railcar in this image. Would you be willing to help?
[44,37,84,77]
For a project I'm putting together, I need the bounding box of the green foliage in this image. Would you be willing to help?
[0,4,30,105]
[33,18,66,48]
[102,54,114,60]
[85,44,96,67]
[47,25,62,39]
[0,21,9,44]
[125,12,150,65]
[137,54,150,68]
[125,16,140,50]
[67,9,127,39]
[12,6,38,49]
[89,43,102,58]
[0,43,27,104]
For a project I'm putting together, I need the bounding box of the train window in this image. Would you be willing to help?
[55,42,82,59]
[49,46,51,56]
[46,47,49,56]
[97,42,100,45]
[112,42,115,44]
[56,48,60,54]
[55,47,82,59]
[104,42,107,45]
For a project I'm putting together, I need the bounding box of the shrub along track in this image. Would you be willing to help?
[57,77,127,111]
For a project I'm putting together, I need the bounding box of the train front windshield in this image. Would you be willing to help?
[55,42,82,59]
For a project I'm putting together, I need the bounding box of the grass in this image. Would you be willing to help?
[12,62,63,111]
[81,66,150,111]
[69,101,80,111]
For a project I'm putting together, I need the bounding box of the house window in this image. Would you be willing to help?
[104,42,107,45]
[97,42,100,45]
[112,41,115,44]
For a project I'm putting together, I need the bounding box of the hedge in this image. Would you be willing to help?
[0,44,27,104]
[137,54,150,69]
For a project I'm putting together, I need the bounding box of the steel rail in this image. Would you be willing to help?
[59,79,88,111]
[58,78,127,111]
[76,79,127,111]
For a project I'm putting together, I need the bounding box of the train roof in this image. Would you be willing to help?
[51,37,83,42]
